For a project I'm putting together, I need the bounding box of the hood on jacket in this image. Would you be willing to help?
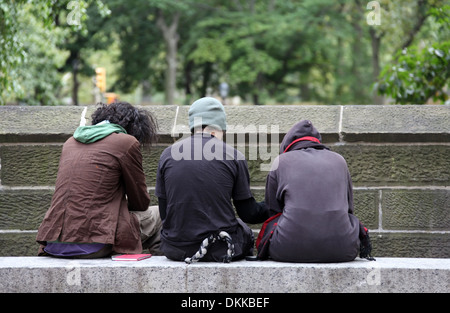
[73,121,127,144]
[280,120,328,154]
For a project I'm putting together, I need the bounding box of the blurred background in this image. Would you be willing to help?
[0,0,449,106]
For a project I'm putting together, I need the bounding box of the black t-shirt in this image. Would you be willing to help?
[155,133,253,246]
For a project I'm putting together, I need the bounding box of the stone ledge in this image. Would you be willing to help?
[0,256,448,293]
[1,105,449,143]
[342,105,450,142]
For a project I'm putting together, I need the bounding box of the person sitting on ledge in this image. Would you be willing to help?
[256,119,373,263]
[155,97,269,263]
[36,102,162,258]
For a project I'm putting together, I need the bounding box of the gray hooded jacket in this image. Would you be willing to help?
[265,120,360,262]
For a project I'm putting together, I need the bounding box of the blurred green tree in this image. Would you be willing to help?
[1,0,447,106]
[376,5,450,104]
[0,0,109,105]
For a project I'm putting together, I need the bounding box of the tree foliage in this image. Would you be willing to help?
[0,0,110,105]
[1,0,448,105]
[376,5,450,104]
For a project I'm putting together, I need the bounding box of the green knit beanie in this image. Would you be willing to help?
[188,97,227,131]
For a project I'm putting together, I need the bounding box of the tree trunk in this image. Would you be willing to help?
[253,72,263,105]
[351,4,365,102]
[401,0,428,50]
[252,93,260,106]
[157,11,180,105]
[200,62,212,97]
[369,28,384,105]
[72,58,80,106]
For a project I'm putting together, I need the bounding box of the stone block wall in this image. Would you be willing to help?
[0,105,449,257]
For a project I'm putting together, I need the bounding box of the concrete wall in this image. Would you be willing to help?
[2,256,449,293]
[0,105,449,257]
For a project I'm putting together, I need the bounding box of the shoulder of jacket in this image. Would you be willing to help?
[323,149,347,162]
[112,132,139,144]
[104,133,140,155]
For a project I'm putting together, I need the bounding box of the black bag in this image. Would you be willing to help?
[255,213,282,260]
[359,222,375,261]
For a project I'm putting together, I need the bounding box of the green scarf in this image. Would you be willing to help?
[73,122,127,144]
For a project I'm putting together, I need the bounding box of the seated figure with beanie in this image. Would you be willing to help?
[155,97,269,263]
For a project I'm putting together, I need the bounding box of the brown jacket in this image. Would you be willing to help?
[36,133,150,254]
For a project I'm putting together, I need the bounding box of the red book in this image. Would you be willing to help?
[111,254,152,261]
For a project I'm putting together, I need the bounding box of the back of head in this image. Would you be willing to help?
[188,97,227,133]
[280,120,322,154]
[91,102,158,146]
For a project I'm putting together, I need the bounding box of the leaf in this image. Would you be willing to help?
[434,49,444,57]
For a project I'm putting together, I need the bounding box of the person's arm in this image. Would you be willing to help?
[155,152,167,220]
[233,197,269,224]
[121,140,150,211]
[265,168,283,216]
[158,197,167,220]
[346,169,355,214]
[230,151,270,223]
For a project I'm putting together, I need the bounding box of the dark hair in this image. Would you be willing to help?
[91,102,158,146]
